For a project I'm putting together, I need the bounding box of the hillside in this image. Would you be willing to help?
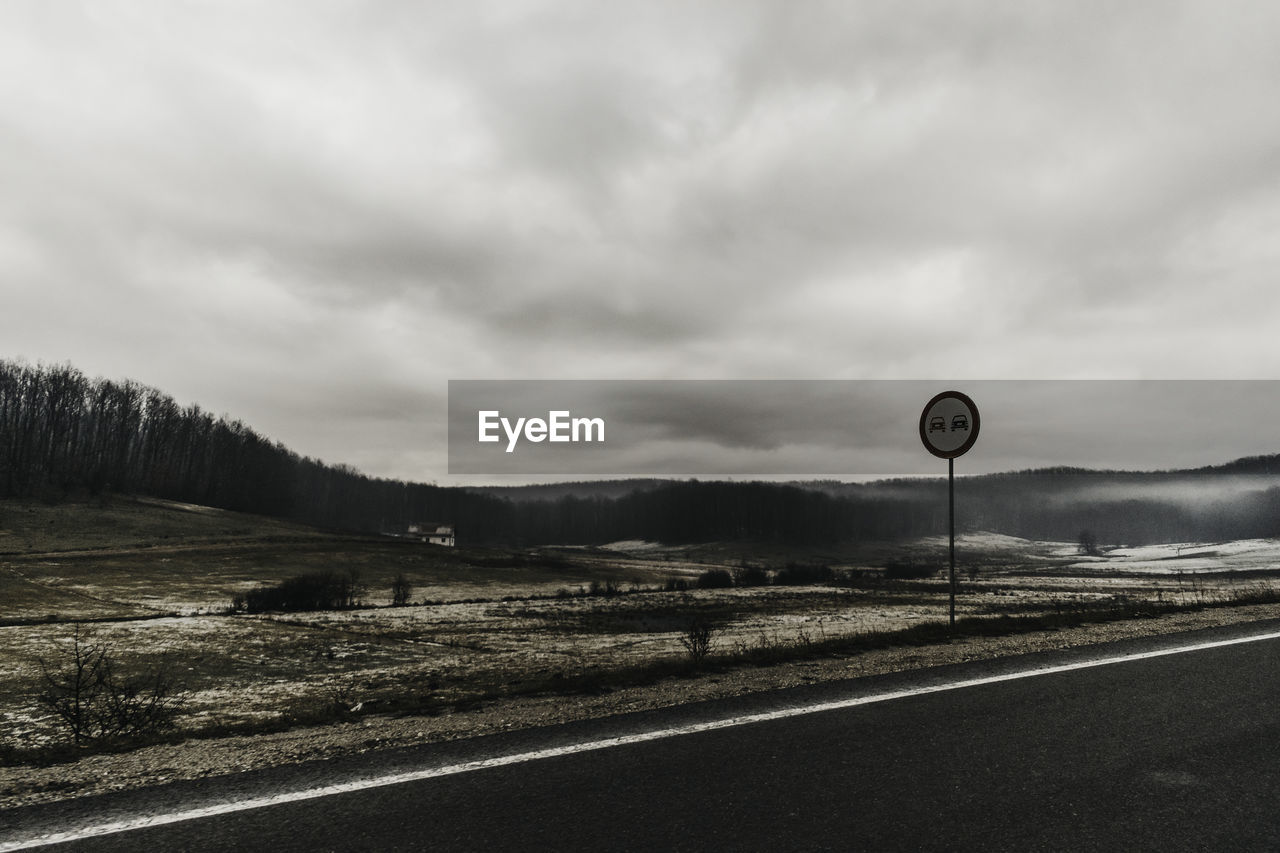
[0,495,325,556]
[6,359,1280,548]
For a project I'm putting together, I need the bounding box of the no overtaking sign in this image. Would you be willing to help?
[919,390,980,459]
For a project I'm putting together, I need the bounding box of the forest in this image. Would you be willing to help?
[4,359,1280,548]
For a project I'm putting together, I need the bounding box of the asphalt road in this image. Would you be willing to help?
[8,622,1280,851]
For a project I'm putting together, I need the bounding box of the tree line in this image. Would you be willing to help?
[5,359,1280,547]
[0,360,505,537]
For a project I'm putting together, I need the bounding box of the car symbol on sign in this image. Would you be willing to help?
[928,416,946,433]
[951,415,968,431]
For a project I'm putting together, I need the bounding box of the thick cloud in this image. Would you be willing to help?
[448,380,1280,477]
[3,2,1280,481]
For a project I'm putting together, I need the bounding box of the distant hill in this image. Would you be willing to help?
[4,358,1279,547]
[1189,454,1280,476]
[0,359,508,542]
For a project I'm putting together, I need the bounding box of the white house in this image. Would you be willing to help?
[407,522,455,547]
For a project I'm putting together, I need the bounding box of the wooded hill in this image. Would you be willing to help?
[4,359,1280,547]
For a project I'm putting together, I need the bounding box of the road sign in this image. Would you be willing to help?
[920,389,980,632]
[919,390,980,459]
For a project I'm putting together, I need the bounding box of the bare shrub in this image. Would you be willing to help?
[37,625,106,745]
[37,625,185,745]
[589,579,620,596]
[391,573,413,607]
[679,619,715,665]
[92,658,184,740]
[330,681,364,717]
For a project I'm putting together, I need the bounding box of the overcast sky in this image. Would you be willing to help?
[4,2,1280,483]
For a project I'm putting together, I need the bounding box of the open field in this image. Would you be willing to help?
[5,496,1280,787]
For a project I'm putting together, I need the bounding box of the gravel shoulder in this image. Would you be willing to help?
[6,601,1280,810]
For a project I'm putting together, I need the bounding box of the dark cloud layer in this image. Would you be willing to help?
[449,381,1280,477]
[4,2,1280,481]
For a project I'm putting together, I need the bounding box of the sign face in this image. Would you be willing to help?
[920,390,980,459]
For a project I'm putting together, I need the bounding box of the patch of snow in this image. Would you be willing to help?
[917,532,1060,553]
[1056,538,1280,573]
[601,540,666,553]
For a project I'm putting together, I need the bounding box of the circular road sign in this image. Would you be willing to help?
[920,390,980,459]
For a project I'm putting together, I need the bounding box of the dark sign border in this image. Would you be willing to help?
[919,390,981,459]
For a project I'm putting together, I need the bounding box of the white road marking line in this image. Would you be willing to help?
[6,627,1280,851]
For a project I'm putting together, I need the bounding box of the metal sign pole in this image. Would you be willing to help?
[949,456,955,631]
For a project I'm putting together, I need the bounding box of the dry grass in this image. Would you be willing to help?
[4,497,1280,764]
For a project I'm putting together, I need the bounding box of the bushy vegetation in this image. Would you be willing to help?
[588,579,622,596]
[695,568,734,589]
[233,571,364,613]
[733,564,771,587]
[773,562,836,585]
[883,559,939,580]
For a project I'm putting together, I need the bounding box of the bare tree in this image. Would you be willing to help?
[92,655,184,740]
[37,625,185,745]
[1078,529,1100,556]
[391,573,412,607]
[37,625,107,745]
[342,567,365,608]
